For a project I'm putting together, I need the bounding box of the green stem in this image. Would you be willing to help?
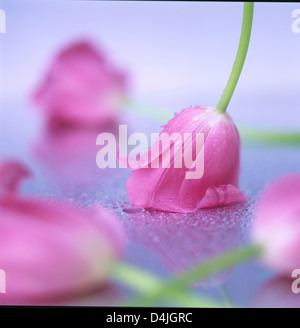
[124,100,300,145]
[216,2,254,113]
[111,245,262,307]
[125,98,173,122]
[219,284,234,308]
[111,262,223,308]
[153,245,261,295]
[239,127,300,145]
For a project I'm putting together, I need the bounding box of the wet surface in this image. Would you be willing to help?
[1,101,300,307]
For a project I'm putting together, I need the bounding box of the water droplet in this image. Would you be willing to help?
[122,206,144,214]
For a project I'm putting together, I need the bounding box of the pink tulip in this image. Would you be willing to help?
[32,40,127,127]
[0,160,125,305]
[251,174,300,275]
[252,276,300,308]
[126,105,247,213]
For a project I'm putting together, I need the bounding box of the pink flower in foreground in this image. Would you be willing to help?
[252,276,300,308]
[126,106,247,213]
[0,160,125,305]
[251,175,300,274]
[32,40,127,127]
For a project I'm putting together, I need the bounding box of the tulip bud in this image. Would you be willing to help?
[127,105,247,213]
[0,160,125,304]
[251,175,300,274]
[32,40,127,127]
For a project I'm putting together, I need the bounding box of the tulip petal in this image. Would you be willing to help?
[127,105,246,213]
[197,184,248,208]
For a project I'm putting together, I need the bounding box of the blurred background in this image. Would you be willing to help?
[1,1,300,129]
[0,0,300,307]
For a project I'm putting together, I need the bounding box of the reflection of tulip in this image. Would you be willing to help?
[253,276,300,308]
[32,40,127,127]
[122,202,247,286]
[34,122,118,188]
[252,175,300,274]
[127,106,247,213]
[0,160,125,305]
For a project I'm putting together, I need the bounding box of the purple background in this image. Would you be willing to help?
[1,1,300,129]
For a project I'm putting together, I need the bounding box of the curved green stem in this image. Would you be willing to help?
[216,2,254,113]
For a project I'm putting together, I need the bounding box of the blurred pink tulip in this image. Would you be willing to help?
[0,160,125,305]
[32,40,127,127]
[252,174,300,275]
[126,106,247,213]
[252,276,300,308]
